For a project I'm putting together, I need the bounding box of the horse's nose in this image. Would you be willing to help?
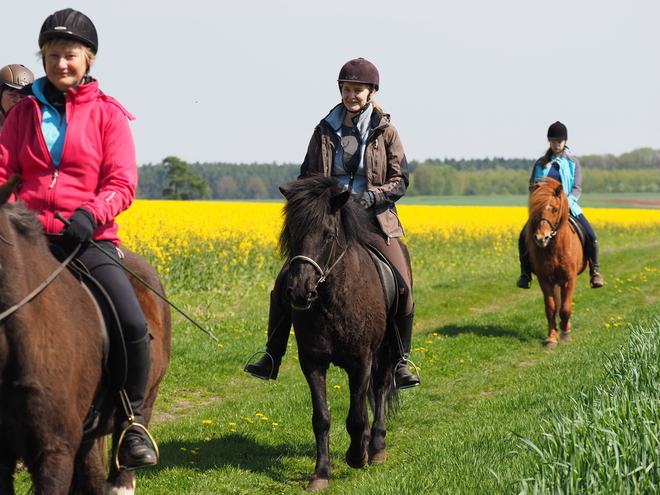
[535,234,550,248]
[285,286,318,310]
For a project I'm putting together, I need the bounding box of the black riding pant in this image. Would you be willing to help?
[73,241,148,343]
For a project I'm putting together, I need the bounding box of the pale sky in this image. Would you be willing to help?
[4,0,659,166]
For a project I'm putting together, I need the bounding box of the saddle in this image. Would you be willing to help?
[50,244,127,434]
[366,245,398,318]
[568,216,588,255]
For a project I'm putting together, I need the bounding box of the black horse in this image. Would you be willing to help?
[280,176,396,491]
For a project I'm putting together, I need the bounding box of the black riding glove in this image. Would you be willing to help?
[355,191,375,209]
[61,207,96,244]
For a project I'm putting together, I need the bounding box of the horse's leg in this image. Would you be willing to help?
[105,429,138,495]
[539,281,559,347]
[300,361,331,492]
[559,280,576,343]
[368,351,392,465]
[71,439,106,495]
[0,446,16,495]
[29,448,76,495]
[345,358,372,470]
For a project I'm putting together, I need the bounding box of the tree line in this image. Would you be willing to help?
[137,148,660,200]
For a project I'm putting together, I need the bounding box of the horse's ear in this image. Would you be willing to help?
[554,183,564,197]
[279,186,291,199]
[0,175,20,206]
[329,189,351,212]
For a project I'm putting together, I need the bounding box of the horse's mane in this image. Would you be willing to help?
[528,177,569,224]
[279,176,379,258]
[2,202,47,243]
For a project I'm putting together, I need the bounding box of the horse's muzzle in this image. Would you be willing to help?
[286,287,318,311]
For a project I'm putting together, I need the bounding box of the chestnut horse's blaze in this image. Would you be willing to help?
[525,177,587,347]
[0,176,171,495]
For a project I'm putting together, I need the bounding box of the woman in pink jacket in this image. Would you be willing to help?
[0,9,156,470]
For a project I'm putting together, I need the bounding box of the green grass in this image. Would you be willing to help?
[12,222,660,494]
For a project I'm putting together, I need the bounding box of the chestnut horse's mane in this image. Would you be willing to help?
[528,177,569,225]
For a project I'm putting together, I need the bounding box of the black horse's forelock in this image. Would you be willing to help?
[279,176,377,258]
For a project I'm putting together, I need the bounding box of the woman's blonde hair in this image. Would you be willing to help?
[38,38,96,72]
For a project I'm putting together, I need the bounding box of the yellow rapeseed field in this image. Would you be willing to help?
[117,201,660,277]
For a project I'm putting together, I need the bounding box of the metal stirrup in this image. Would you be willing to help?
[394,358,421,389]
[244,350,277,380]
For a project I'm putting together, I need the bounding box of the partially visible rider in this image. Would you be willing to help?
[0,64,35,132]
[516,121,604,289]
[245,57,420,389]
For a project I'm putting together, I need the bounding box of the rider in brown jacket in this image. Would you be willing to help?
[245,57,419,389]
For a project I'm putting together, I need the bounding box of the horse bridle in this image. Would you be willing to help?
[535,197,564,240]
[288,227,347,289]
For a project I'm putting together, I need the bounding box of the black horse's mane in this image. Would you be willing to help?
[279,176,380,258]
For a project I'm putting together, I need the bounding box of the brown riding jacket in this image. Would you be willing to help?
[299,103,409,239]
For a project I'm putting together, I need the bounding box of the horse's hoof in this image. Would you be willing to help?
[560,332,572,343]
[369,448,387,465]
[345,449,368,469]
[543,339,558,348]
[305,478,329,491]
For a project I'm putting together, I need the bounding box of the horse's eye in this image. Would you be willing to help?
[325,234,335,243]
[553,208,559,214]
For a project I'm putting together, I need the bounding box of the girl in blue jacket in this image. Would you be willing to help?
[517,121,604,289]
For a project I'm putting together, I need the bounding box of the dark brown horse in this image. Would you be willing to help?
[526,177,587,347]
[0,176,171,495]
[279,176,396,491]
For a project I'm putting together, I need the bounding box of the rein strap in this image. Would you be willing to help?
[0,245,79,322]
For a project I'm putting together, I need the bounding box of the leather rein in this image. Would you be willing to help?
[0,236,79,322]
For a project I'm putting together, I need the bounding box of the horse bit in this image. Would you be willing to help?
[288,227,346,290]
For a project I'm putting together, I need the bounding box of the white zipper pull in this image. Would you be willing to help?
[49,169,59,189]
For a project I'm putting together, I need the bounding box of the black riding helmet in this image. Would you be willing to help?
[38,8,98,54]
[337,58,379,91]
[547,121,568,141]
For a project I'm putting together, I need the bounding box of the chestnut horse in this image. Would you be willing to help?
[525,177,587,347]
[280,176,397,491]
[0,176,171,495]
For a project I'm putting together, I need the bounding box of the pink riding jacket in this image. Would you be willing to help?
[0,80,137,246]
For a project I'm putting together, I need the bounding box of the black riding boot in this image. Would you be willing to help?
[516,229,533,289]
[393,309,420,389]
[244,290,291,380]
[588,240,604,289]
[117,334,158,470]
